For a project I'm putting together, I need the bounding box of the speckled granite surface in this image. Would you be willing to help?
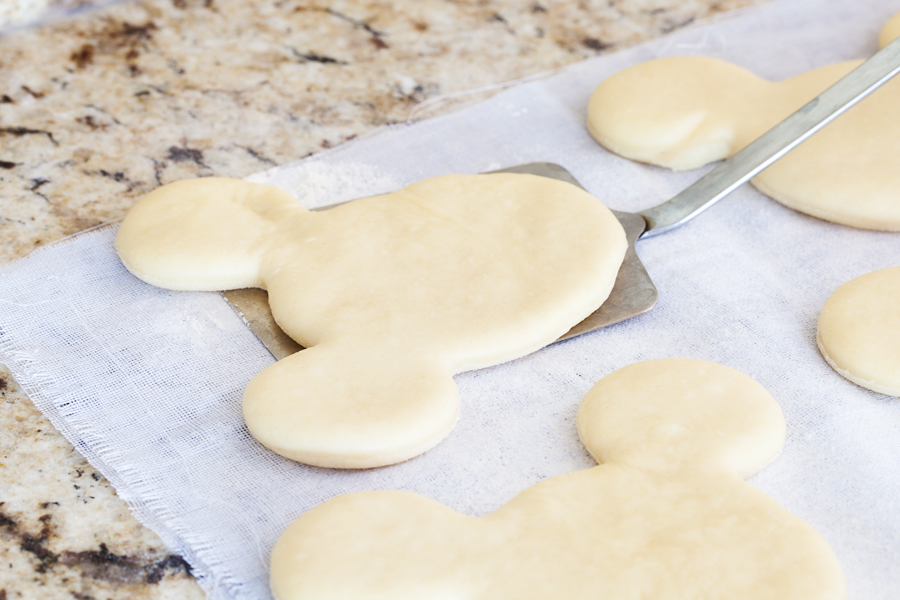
[0,0,763,597]
[0,0,111,30]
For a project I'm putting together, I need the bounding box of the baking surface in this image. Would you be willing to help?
[0,0,762,597]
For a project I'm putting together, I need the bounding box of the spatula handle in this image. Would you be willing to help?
[639,35,900,237]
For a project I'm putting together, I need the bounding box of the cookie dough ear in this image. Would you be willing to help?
[587,57,764,171]
[116,178,303,291]
[577,358,786,479]
[879,11,900,48]
[242,342,460,468]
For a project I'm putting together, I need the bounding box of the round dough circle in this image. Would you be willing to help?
[577,357,785,478]
[879,10,900,48]
[817,267,900,396]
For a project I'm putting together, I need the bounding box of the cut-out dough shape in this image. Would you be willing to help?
[270,358,844,599]
[880,10,900,49]
[116,174,627,468]
[587,12,900,231]
[817,267,900,396]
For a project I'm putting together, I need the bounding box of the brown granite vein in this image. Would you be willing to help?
[0,505,191,586]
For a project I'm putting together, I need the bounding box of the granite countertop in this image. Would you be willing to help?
[0,1,109,31]
[0,0,762,597]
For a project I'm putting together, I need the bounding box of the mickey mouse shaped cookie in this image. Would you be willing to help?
[116,174,627,468]
[587,12,900,231]
[270,358,845,599]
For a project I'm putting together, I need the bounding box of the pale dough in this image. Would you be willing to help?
[817,267,900,396]
[587,13,900,231]
[270,358,844,600]
[879,10,900,49]
[116,173,627,468]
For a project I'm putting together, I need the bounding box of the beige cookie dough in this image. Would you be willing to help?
[879,10,900,48]
[270,358,844,600]
[817,267,900,396]
[116,173,627,468]
[587,13,900,231]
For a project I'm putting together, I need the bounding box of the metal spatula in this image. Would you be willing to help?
[225,37,900,361]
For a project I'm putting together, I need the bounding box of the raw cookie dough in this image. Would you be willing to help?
[817,267,900,396]
[587,12,900,231]
[270,358,845,600]
[116,173,627,468]
[879,10,900,48]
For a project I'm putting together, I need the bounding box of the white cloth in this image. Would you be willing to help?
[2,0,898,597]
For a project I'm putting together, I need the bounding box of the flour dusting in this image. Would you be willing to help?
[245,160,404,209]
